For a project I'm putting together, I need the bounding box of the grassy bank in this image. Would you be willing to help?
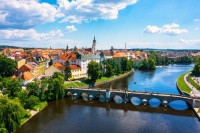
[64,71,131,89]
[177,72,192,94]
[20,101,47,126]
[188,75,200,91]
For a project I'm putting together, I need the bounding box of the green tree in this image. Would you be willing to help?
[192,58,200,76]
[148,58,156,70]
[0,96,30,133]
[115,63,121,75]
[52,72,64,84]
[52,78,65,100]
[64,61,72,80]
[127,60,134,71]
[87,61,101,81]
[121,57,128,73]
[139,58,156,70]
[18,90,29,107]
[25,82,40,97]
[105,64,113,77]
[45,75,65,101]
[48,59,53,66]
[46,78,54,101]
[0,55,17,77]
[3,78,22,98]
[24,95,40,109]
[175,56,192,64]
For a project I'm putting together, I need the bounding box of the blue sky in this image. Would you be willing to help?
[0,0,200,50]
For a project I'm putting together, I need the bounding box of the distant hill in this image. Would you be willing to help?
[0,45,34,50]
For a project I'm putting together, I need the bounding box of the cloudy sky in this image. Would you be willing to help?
[1,0,200,49]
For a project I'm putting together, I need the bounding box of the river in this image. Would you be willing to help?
[16,64,200,133]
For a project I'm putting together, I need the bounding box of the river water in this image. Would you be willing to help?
[16,64,200,133]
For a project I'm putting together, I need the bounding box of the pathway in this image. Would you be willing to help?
[184,72,200,98]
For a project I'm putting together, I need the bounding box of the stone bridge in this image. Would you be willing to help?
[66,88,200,108]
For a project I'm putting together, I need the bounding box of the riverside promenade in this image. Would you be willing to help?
[184,72,200,98]
[184,72,200,119]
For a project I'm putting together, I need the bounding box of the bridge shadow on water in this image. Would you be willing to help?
[66,97,195,118]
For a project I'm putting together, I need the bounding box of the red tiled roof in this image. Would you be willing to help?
[18,64,33,72]
[69,65,81,70]
[22,71,34,81]
[53,62,66,71]
[113,52,126,58]
[60,53,77,61]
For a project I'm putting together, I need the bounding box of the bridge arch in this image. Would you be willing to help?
[168,100,189,110]
[148,98,161,107]
[66,91,73,97]
[94,94,106,102]
[80,92,89,101]
[113,95,123,104]
[130,97,142,105]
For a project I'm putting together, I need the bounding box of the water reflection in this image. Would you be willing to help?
[169,100,188,110]
[113,95,123,104]
[130,97,142,105]
[15,98,200,133]
[149,98,161,107]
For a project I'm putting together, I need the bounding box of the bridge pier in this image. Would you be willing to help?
[161,100,168,107]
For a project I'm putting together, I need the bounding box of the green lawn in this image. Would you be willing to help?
[74,82,87,87]
[33,101,47,111]
[177,73,192,94]
[188,75,200,91]
[64,82,77,88]
[64,72,128,88]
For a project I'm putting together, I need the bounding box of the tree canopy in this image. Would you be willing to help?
[87,60,101,81]
[139,58,156,70]
[64,61,72,80]
[0,55,17,77]
[0,96,30,133]
[175,56,192,64]
[192,58,200,76]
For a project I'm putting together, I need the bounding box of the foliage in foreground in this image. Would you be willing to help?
[0,96,30,133]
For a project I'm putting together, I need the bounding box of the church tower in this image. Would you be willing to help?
[91,36,96,53]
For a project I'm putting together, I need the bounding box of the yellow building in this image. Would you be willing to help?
[45,63,66,77]
[33,56,46,76]
[27,62,40,77]
[69,65,82,80]
[17,59,26,69]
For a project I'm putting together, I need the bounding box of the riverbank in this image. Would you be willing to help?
[64,69,134,88]
[177,72,192,95]
[94,69,134,87]
[20,101,47,126]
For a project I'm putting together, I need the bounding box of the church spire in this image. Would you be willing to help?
[93,36,96,43]
[92,36,96,54]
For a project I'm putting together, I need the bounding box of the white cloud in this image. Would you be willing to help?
[0,0,61,29]
[144,23,188,36]
[194,19,200,22]
[0,29,63,40]
[57,0,137,23]
[179,39,200,45]
[144,26,161,34]
[195,27,199,30]
[66,25,77,32]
